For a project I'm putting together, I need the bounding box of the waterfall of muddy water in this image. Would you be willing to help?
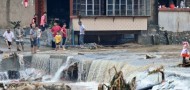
[31,54,67,75]
[49,57,65,75]
[17,54,24,70]
[19,68,45,81]
[51,56,73,82]
[0,72,8,81]
[1,50,188,89]
[85,59,153,83]
[77,59,93,82]
[31,54,51,74]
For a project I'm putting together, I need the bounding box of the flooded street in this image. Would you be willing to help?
[1,0,190,89]
[0,43,189,90]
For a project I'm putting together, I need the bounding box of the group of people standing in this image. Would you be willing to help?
[29,12,46,54]
[3,25,25,53]
[51,21,67,51]
[3,11,86,54]
[2,12,45,54]
[29,12,68,53]
[30,12,68,53]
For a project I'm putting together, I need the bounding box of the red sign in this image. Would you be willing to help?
[24,0,28,8]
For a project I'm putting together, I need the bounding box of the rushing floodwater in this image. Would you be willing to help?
[51,56,73,82]
[0,50,190,89]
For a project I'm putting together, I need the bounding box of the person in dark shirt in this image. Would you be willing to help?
[30,14,37,28]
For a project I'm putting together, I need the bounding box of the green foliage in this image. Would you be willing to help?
[9,21,21,29]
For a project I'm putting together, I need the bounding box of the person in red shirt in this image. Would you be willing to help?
[60,23,67,50]
[51,21,61,48]
[169,1,175,10]
[40,12,47,31]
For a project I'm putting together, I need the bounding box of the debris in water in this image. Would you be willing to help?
[98,66,136,90]
[0,50,3,54]
[0,82,71,90]
[78,53,84,55]
[148,66,165,82]
[84,43,97,50]
[139,66,165,90]
[2,52,17,60]
[146,54,156,59]
[177,61,190,67]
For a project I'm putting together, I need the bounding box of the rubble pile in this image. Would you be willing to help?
[0,82,71,90]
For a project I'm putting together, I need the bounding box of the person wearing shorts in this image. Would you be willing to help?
[3,29,14,52]
[7,41,12,46]
[15,25,24,51]
[54,32,62,51]
[31,38,37,48]
[30,24,38,54]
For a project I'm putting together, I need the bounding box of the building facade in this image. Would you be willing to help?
[0,0,152,44]
[71,0,151,44]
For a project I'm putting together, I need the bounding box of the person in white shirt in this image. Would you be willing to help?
[3,29,15,51]
[180,0,185,8]
[78,21,86,46]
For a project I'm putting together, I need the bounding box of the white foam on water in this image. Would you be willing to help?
[51,56,73,82]
[134,72,162,89]
[165,70,190,78]
[19,68,45,81]
[68,82,99,90]
[152,78,190,90]
[42,75,52,82]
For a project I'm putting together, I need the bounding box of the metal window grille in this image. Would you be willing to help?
[73,0,151,16]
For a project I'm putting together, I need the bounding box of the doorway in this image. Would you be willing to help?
[47,0,70,27]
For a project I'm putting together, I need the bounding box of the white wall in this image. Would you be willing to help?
[159,11,190,32]
[72,17,148,31]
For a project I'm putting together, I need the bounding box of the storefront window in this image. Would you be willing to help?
[73,0,80,15]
